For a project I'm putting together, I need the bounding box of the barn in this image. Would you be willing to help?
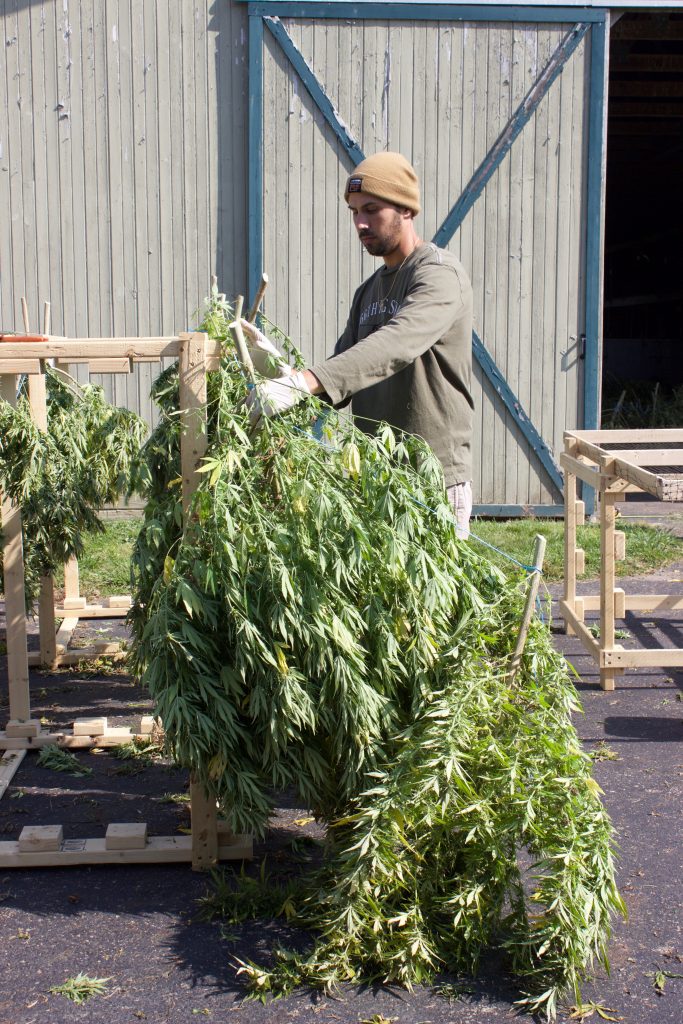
[1,1,681,513]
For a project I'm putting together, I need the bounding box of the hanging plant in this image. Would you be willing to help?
[0,369,147,605]
[129,291,624,1017]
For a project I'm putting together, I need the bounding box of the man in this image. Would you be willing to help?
[242,152,474,538]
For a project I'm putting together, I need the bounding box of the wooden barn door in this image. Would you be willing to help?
[247,4,609,513]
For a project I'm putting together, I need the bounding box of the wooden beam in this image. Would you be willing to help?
[578,594,683,613]
[0,337,222,363]
[0,750,26,800]
[567,428,683,444]
[0,833,253,868]
[0,375,31,722]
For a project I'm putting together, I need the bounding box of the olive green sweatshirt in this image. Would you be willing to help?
[310,242,473,487]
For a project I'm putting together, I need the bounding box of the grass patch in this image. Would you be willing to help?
[469,518,682,583]
[46,514,683,601]
[54,518,140,597]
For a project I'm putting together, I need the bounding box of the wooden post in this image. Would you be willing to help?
[25,308,57,668]
[63,556,81,603]
[563,440,577,635]
[600,490,618,691]
[0,375,31,723]
[507,534,547,685]
[178,332,218,870]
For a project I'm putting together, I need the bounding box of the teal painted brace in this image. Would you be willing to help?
[264,17,365,167]
[433,22,590,246]
[250,9,603,504]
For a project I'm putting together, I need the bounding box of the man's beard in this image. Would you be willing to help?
[359,212,403,257]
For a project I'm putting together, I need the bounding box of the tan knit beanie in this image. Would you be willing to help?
[344,152,421,214]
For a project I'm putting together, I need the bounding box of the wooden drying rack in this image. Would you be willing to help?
[560,428,683,691]
[0,314,252,868]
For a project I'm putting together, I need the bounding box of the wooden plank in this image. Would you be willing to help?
[27,368,58,668]
[0,833,253,868]
[0,375,30,722]
[600,490,617,691]
[55,616,79,649]
[0,750,26,801]
[558,600,601,660]
[0,360,42,374]
[0,731,146,751]
[54,604,130,620]
[0,338,221,361]
[568,428,683,444]
[27,647,126,669]
[580,594,683,613]
[607,449,683,467]
[602,648,683,670]
[560,452,615,489]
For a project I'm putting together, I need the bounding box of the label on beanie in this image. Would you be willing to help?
[347,177,363,193]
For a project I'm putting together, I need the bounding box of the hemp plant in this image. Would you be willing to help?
[129,291,624,1016]
[0,369,146,606]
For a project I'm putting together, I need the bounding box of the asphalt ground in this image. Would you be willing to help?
[0,557,682,1024]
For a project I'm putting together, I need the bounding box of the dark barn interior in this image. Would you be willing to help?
[602,9,683,426]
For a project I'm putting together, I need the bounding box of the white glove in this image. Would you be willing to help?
[237,319,289,379]
[246,371,310,426]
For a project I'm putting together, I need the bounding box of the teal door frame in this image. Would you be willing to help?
[244,3,609,516]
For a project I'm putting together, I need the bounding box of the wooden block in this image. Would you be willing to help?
[614,530,626,560]
[5,720,42,738]
[102,726,133,740]
[139,716,155,735]
[62,597,87,610]
[73,717,108,736]
[105,823,148,850]
[614,588,626,619]
[18,825,63,852]
[102,596,132,609]
[575,499,586,526]
[574,597,584,622]
[575,548,586,576]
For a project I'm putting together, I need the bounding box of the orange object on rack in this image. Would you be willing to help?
[0,334,48,343]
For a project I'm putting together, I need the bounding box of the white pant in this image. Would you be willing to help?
[446,480,473,540]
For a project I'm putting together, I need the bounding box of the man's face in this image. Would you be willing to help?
[347,193,409,258]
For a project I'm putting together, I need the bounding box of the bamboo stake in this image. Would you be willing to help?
[229,297,256,383]
[20,297,30,333]
[247,272,269,323]
[507,534,547,685]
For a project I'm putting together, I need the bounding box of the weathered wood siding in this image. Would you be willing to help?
[1,0,248,419]
[261,18,590,507]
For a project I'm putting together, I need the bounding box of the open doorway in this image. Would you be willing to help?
[602,9,683,429]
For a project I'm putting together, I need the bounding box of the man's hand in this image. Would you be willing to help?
[246,370,310,426]
[236,319,289,379]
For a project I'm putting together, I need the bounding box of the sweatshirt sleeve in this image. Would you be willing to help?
[310,262,469,406]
